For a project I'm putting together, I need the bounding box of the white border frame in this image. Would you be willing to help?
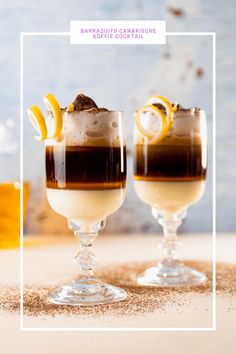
[20,31,216,332]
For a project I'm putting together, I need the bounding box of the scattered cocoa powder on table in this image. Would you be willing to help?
[0,260,235,317]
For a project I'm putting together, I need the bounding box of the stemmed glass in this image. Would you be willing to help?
[45,109,127,305]
[133,105,207,286]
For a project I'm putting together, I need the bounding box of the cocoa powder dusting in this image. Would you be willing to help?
[0,260,235,317]
[72,93,98,111]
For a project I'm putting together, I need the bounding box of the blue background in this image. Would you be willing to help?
[0,0,235,234]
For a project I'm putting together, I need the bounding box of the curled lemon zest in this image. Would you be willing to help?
[44,93,63,139]
[135,104,168,143]
[145,95,175,129]
[27,105,47,141]
[66,103,74,112]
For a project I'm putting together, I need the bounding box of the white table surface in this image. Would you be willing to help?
[0,234,235,354]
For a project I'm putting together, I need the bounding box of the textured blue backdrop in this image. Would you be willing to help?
[0,0,235,233]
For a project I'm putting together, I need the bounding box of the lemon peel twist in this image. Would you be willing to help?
[135,95,176,143]
[135,104,168,143]
[27,105,48,141]
[43,93,63,139]
[28,93,63,141]
[66,103,74,112]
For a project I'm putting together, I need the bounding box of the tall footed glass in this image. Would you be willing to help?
[45,108,127,305]
[133,105,207,286]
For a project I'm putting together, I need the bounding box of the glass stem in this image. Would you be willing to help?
[74,232,98,279]
[159,217,181,264]
[68,220,105,281]
[152,208,186,266]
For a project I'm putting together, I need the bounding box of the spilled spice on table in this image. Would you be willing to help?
[0,260,235,317]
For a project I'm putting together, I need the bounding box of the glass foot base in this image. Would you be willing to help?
[48,279,127,306]
[137,262,207,287]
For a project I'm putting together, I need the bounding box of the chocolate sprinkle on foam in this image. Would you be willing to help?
[72,93,98,111]
[0,260,235,317]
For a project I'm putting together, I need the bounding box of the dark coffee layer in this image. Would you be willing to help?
[46,145,126,190]
[133,143,206,181]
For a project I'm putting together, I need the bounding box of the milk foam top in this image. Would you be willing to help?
[46,94,124,147]
[171,106,204,137]
[135,104,205,145]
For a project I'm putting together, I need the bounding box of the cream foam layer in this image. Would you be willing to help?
[135,108,206,145]
[47,188,125,225]
[170,108,203,136]
[46,110,124,147]
[134,180,205,215]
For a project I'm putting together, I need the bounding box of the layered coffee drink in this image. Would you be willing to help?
[134,106,207,215]
[133,95,208,287]
[45,94,126,226]
[28,92,127,305]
